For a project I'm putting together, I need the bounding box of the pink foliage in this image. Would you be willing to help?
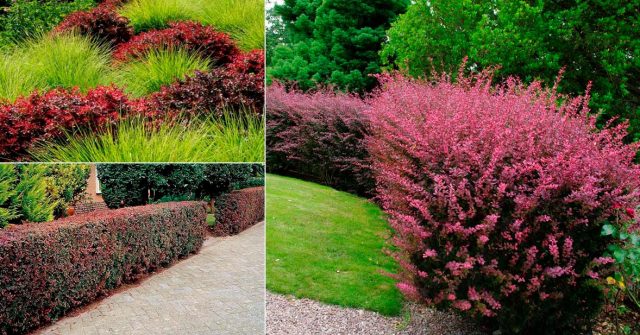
[266,83,374,195]
[366,71,640,331]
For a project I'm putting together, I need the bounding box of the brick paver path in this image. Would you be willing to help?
[39,222,265,335]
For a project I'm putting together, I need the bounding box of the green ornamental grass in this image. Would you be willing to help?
[120,0,264,50]
[119,0,194,33]
[29,113,265,162]
[114,48,211,97]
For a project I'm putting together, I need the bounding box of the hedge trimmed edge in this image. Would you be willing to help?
[0,201,207,335]
[212,186,264,236]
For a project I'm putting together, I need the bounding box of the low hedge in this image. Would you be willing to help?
[212,187,264,236]
[0,201,207,334]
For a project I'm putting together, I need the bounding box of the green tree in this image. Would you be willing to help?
[0,165,18,227]
[269,0,408,92]
[382,0,640,140]
[13,165,57,223]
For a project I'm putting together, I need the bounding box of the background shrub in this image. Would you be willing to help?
[112,21,239,65]
[366,72,640,334]
[0,0,94,45]
[42,164,91,217]
[0,86,130,159]
[266,83,374,196]
[12,165,58,223]
[212,186,264,236]
[0,166,17,228]
[0,201,206,334]
[97,163,262,208]
[55,6,134,46]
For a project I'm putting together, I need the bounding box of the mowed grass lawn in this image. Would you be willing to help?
[266,174,404,316]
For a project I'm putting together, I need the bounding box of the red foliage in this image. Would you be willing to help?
[212,187,264,236]
[55,7,134,46]
[0,86,130,159]
[112,21,240,65]
[133,66,264,119]
[230,50,265,76]
[0,202,207,334]
[266,83,373,196]
[366,72,640,333]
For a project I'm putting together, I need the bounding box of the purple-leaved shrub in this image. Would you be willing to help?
[366,70,640,334]
[266,83,374,196]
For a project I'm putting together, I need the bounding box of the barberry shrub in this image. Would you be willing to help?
[55,7,134,46]
[112,21,239,65]
[266,83,374,196]
[366,72,640,334]
[133,67,264,119]
[0,86,130,159]
[0,202,206,334]
[212,186,264,236]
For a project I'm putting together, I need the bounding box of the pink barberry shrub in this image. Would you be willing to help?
[266,83,374,196]
[366,71,640,334]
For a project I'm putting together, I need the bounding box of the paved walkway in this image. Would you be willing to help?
[39,222,265,335]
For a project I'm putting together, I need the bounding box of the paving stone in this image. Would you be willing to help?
[38,223,265,335]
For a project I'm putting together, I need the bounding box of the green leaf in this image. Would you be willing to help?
[601,224,616,236]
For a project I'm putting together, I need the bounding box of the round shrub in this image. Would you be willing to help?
[112,21,239,65]
[55,7,134,47]
[366,72,640,334]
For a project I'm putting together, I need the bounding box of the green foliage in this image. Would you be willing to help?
[0,165,18,227]
[28,113,265,162]
[118,0,191,33]
[13,165,58,223]
[0,0,95,46]
[114,48,211,97]
[266,174,404,315]
[119,0,265,50]
[382,0,640,140]
[601,215,640,334]
[266,5,286,66]
[97,163,263,208]
[268,0,408,92]
[190,0,264,50]
[42,164,90,217]
[0,33,113,101]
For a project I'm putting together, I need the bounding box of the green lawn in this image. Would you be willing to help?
[266,174,404,316]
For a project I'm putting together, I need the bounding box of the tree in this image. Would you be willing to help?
[269,0,408,92]
[382,0,640,140]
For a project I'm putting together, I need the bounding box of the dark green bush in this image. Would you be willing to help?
[97,164,264,208]
[0,0,95,46]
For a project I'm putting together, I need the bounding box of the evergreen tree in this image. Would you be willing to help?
[269,0,408,92]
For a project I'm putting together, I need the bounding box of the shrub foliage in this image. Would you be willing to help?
[212,186,264,236]
[55,7,135,46]
[0,202,206,334]
[366,72,640,334]
[266,83,373,196]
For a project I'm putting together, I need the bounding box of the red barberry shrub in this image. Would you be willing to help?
[133,67,264,119]
[0,86,130,159]
[230,50,265,76]
[266,83,374,196]
[112,21,239,65]
[366,72,640,334]
[96,0,128,9]
[55,7,134,46]
[0,202,207,334]
[212,187,264,236]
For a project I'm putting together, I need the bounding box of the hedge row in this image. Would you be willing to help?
[0,201,207,334]
[212,186,264,236]
[266,83,373,196]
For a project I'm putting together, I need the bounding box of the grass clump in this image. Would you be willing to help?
[190,0,264,50]
[266,174,404,316]
[0,33,113,101]
[119,0,264,50]
[114,48,211,97]
[29,113,265,162]
[118,0,194,33]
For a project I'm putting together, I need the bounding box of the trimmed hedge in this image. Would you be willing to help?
[0,201,207,334]
[212,186,264,236]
